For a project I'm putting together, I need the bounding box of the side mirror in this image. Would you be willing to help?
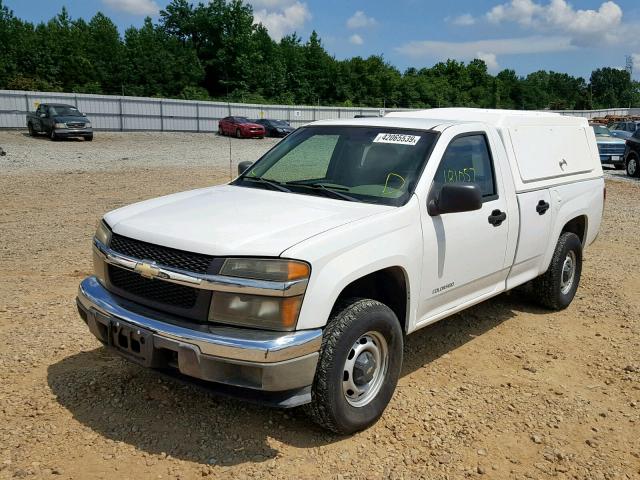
[82,113,87,117]
[238,161,253,176]
[427,183,482,216]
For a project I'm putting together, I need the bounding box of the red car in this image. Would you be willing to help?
[218,116,265,139]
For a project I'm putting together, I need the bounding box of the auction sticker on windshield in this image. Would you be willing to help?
[373,133,421,145]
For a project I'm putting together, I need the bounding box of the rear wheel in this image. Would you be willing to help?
[305,298,403,434]
[627,154,639,178]
[218,125,224,136]
[532,232,582,310]
[28,123,36,136]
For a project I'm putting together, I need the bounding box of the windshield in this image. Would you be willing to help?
[49,105,82,116]
[235,117,250,124]
[592,125,611,136]
[235,126,438,206]
[271,120,290,127]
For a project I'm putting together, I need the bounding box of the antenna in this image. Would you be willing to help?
[229,133,233,181]
[625,55,633,77]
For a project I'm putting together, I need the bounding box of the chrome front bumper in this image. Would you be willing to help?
[77,277,321,401]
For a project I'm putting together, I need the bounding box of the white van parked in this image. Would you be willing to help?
[77,108,604,434]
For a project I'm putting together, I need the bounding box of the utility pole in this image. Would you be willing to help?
[625,55,633,77]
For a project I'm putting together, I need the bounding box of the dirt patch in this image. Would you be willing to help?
[0,132,639,480]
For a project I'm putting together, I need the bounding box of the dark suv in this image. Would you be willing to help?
[624,129,640,177]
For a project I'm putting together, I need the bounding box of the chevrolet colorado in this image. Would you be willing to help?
[77,108,604,433]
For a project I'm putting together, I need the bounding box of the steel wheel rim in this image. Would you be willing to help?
[342,331,389,408]
[560,250,576,295]
[630,158,638,176]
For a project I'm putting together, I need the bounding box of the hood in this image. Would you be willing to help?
[104,185,389,257]
[242,122,264,129]
[54,115,88,123]
[595,135,625,144]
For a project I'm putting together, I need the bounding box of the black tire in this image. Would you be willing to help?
[50,129,58,141]
[614,163,625,170]
[218,126,224,136]
[627,154,639,178]
[532,232,582,310]
[85,134,93,142]
[236,128,242,139]
[305,298,403,434]
[28,123,35,137]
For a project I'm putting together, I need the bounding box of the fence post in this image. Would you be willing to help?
[196,102,200,133]
[160,100,164,132]
[118,98,123,131]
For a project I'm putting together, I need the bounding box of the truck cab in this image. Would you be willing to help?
[77,109,604,434]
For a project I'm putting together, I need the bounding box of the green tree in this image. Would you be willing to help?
[590,67,633,108]
[123,17,203,97]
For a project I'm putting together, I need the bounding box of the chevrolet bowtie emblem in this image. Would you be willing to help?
[134,261,160,279]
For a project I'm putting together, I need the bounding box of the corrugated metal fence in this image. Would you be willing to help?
[1,89,638,131]
[0,89,399,131]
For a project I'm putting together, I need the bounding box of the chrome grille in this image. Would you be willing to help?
[597,143,626,155]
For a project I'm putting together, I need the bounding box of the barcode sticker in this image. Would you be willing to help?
[373,133,421,145]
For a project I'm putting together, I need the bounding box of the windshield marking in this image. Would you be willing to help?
[373,133,421,145]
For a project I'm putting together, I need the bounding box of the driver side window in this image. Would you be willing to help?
[434,134,497,200]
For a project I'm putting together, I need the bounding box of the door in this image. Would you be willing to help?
[418,133,510,325]
[34,105,44,130]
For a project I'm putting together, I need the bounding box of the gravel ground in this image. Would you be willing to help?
[0,130,639,480]
[0,130,278,175]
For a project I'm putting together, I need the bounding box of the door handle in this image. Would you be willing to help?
[488,209,507,227]
[536,200,550,215]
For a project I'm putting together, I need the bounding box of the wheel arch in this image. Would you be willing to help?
[332,266,410,334]
[561,214,588,245]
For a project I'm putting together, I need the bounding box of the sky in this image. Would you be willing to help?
[5,0,640,80]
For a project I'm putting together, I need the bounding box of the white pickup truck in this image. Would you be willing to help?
[77,108,604,434]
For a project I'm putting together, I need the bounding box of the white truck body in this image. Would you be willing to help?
[78,108,604,432]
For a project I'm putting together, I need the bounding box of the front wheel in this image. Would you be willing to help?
[50,129,58,141]
[627,155,639,178]
[85,134,93,142]
[305,298,403,434]
[236,128,242,139]
[532,232,583,310]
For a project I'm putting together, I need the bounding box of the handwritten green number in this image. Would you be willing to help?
[443,167,475,184]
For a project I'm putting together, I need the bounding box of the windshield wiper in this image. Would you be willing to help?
[241,176,291,193]
[285,181,361,202]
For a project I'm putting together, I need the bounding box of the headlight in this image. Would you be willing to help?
[54,122,67,129]
[95,220,112,246]
[85,122,92,128]
[220,258,309,282]
[213,258,310,330]
[210,293,302,331]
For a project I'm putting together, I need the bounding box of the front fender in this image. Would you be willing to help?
[283,196,423,331]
